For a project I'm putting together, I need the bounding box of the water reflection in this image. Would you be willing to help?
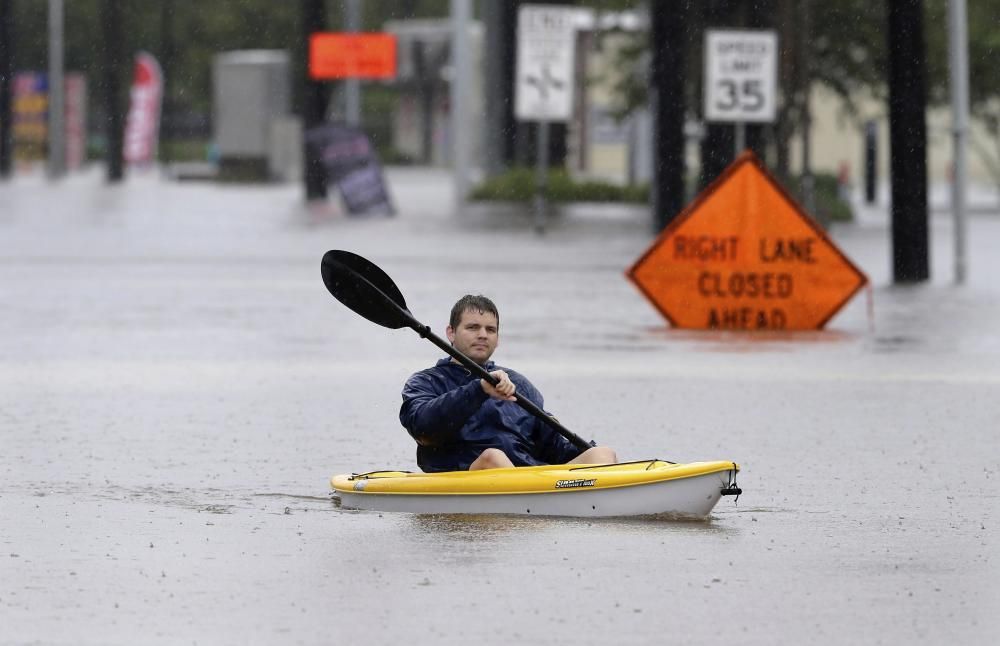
[647,327,860,352]
[405,510,740,539]
[410,513,549,539]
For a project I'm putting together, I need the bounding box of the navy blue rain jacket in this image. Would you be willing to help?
[399,358,582,472]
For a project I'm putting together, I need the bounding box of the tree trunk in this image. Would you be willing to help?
[101,0,125,182]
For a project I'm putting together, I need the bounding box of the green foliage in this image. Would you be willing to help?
[470,167,852,223]
[809,173,854,224]
[160,138,212,162]
[469,167,649,204]
[809,0,890,109]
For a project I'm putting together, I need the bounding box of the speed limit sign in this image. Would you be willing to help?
[704,30,777,123]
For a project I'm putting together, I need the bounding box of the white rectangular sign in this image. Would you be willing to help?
[515,5,576,122]
[704,30,778,123]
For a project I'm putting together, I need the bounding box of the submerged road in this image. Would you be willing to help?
[1,167,997,644]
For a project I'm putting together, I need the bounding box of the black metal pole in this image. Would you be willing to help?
[650,0,688,231]
[864,120,877,204]
[482,0,518,174]
[101,0,125,182]
[745,0,774,159]
[798,0,815,215]
[302,0,328,201]
[159,0,174,164]
[887,0,929,282]
[699,0,737,188]
[499,1,518,167]
[0,0,12,179]
[413,42,435,164]
[543,0,571,167]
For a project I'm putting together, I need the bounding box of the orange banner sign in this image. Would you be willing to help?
[309,33,397,80]
[628,152,868,330]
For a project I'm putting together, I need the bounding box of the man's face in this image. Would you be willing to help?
[447,308,499,364]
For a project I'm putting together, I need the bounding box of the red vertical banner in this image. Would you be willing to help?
[123,52,163,165]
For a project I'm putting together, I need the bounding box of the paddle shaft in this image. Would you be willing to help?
[409,321,594,452]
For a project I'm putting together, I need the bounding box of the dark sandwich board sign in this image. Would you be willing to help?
[627,152,867,330]
[305,123,394,216]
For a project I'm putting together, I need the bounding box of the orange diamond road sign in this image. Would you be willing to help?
[309,33,397,80]
[628,152,868,330]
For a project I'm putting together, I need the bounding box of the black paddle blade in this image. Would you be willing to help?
[321,250,414,329]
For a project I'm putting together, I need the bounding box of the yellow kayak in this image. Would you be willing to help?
[331,459,741,518]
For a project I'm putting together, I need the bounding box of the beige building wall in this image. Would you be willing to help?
[571,30,631,184]
[774,84,996,187]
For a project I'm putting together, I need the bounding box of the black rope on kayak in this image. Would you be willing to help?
[348,470,414,480]
[569,459,665,472]
[720,462,742,504]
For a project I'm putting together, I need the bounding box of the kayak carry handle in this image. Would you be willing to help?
[721,464,741,501]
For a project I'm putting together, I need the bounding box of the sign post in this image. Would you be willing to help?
[704,29,777,156]
[451,0,472,206]
[515,5,576,233]
[47,0,64,179]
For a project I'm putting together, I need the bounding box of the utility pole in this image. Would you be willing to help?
[344,0,361,126]
[699,0,736,188]
[0,0,13,179]
[887,0,929,283]
[482,0,518,175]
[450,0,472,206]
[302,0,328,201]
[745,0,773,159]
[650,0,688,230]
[102,0,124,182]
[47,0,65,179]
[159,0,174,164]
[947,0,969,284]
[798,0,815,215]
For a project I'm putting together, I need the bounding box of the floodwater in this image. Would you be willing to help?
[2,168,997,644]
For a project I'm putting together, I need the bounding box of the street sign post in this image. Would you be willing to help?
[628,152,868,330]
[704,29,777,155]
[515,5,576,232]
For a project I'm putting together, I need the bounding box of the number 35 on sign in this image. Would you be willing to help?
[704,30,777,123]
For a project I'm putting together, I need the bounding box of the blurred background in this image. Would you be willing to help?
[0,0,996,240]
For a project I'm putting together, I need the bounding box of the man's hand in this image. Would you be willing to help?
[481,370,517,401]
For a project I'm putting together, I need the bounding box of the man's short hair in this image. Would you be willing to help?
[449,295,499,330]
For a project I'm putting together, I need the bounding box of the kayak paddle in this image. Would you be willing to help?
[320,249,594,451]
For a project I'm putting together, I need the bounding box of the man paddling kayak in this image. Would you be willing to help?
[400,295,616,472]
